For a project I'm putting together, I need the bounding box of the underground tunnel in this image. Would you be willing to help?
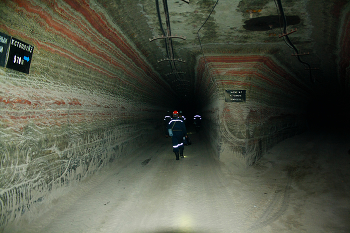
[0,0,350,232]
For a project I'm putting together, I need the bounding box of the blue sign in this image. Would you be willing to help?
[6,37,34,74]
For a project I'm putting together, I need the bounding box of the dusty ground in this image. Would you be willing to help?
[4,128,350,233]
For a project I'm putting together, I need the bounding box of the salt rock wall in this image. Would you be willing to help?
[335,3,350,131]
[196,55,310,167]
[0,0,171,228]
[338,3,350,90]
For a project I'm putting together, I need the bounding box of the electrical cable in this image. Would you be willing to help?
[193,0,220,108]
[156,0,172,71]
[196,0,219,96]
[156,0,166,36]
[197,0,219,64]
[275,0,315,83]
[273,0,294,50]
[163,0,180,78]
[155,0,188,94]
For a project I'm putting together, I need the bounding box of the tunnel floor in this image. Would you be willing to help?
[4,128,350,233]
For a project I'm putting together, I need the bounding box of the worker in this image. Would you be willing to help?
[164,111,172,137]
[194,114,201,132]
[167,110,188,160]
[179,111,187,126]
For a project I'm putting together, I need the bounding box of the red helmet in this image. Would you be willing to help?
[173,110,179,115]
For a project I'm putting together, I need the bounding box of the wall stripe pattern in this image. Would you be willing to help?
[0,0,171,227]
[196,55,310,166]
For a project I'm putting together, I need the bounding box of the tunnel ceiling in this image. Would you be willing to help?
[96,0,347,100]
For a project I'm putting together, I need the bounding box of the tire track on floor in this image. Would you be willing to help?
[247,176,292,231]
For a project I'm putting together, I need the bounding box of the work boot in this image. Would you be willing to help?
[180,149,184,158]
[175,152,179,160]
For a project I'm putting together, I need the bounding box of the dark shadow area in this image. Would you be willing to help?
[243,15,300,31]
[174,101,202,128]
[306,91,350,134]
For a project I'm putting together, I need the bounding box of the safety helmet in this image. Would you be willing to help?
[173,110,179,115]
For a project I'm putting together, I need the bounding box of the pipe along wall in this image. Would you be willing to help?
[1,0,349,229]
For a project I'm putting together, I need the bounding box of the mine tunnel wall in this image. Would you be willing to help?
[0,1,172,227]
[196,55,310,168]
[1,0,349,230]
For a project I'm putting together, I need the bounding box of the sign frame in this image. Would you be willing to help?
[6,37,34,74]
[0,32,11,68]
[225,90,246,102]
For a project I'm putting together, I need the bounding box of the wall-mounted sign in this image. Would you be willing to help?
[6,37,34,74]
[0,32,11,67]
[225,90,246,102]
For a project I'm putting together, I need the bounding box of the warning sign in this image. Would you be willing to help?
[225,90,246,102]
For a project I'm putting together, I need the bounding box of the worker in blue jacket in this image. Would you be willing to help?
[163,111,172,137]
[167,110,188,160]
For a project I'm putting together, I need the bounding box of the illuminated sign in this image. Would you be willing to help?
[225,90,246,102]
[0,32,11,67]
[6,37,34,74]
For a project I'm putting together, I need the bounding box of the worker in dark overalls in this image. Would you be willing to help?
[163,111,172,137]
[194,114,202,132]
[167,110,188,160]
[179,110,187,126]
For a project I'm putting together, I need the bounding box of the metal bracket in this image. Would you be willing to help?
[149,35,186,42]
[292,52,310,56]
[279,28,297,38]
[157,58,186,63]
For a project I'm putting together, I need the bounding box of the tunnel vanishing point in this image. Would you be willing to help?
[0,0,349,228]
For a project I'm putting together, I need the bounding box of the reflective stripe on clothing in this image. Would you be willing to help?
[173,143,184,148]
[168,119,184,125]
